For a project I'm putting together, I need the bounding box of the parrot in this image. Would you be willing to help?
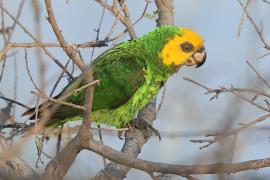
[22,25,206,129]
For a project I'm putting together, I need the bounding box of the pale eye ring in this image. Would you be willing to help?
[180,41,194,52]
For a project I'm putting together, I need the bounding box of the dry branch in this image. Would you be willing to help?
[0,5,73,79]
[184,76,270,148]
[0,135,39,180]
[43,0,94,179]
[85,137,270,176]
[44,0,85,71]
[94,0,136,39]
[237,0,270,50]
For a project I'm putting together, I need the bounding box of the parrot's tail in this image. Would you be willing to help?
[21,104,43,120]
[20,103,54,138]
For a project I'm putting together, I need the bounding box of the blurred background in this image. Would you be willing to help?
[0,0,270,179]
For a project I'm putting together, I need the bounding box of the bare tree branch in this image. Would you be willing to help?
[237,0,270,50]
[0,5,74,79]
[246,60,270,88]
[94,0,136,39]
[43,0,94,179]
[0,135,39,180]
[85,137,270,177]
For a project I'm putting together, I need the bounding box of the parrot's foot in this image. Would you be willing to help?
[117,123,133,140]
[132,120,161,141]
[148,125,161,141]
[117,130,125,140]
[117,120,161,141]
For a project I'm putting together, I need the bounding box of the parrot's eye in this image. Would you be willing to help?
[180,41,194,52]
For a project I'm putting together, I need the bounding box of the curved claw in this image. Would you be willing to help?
[117,130,125,140]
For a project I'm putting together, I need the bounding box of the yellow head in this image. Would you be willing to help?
[159,27,206,68]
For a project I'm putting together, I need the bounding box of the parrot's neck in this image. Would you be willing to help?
[132,27,181,77]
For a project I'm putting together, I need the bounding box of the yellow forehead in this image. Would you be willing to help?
[159,28,204,66]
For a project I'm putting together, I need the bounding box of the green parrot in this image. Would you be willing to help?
[22,25,206,128]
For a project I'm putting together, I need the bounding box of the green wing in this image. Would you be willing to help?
[38,47,146,126]
[92,48,146,110]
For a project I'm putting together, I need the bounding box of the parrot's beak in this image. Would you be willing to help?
[185,46,206,68]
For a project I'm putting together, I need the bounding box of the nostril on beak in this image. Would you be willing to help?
[195,51,206,68]
[198,46,205,53]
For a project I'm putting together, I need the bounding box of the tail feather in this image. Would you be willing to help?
[21,104,44,120]
[21,107,35,116]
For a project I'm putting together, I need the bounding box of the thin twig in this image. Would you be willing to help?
[97,125,106,167]
[94,0,136,39]
[184,77,270,112]
[44,0,85,71]
[90,0,107,61]
[262,0,270,5]
[0,5,74,79]
[0,0,7,82]
[31,91,87,111]
[246,60,270,88]
[237,0,270,50]
[49,59,71,97]
[56,125,63,155]
[5,0,25,44]
[108,1,149,42]
[43,1,94,179]
[191,113,270,148]
[0,41,107,59]
[257,52,270,60]
[236,0,253,37]
[183,77,212,91]
[55,80,100,102]
[0,96,30,109]
[12,51,18,117]
[24,48,39,90]
[157,85,166,113]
